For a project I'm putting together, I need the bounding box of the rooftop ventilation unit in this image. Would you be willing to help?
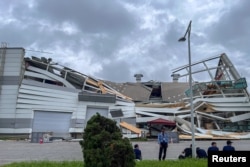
[134,74,143,83]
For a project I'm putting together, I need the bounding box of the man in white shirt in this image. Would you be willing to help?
[157,126,168,160]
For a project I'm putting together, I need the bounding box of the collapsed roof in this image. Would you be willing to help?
[24,53,250,139]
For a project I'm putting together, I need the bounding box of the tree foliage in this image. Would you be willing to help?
[79,113,135,167]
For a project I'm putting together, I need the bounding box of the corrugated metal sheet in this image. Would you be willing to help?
[161,82,189,103]
[104,81,152,102]
[120,121,141,134]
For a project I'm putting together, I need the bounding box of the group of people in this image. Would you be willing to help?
[133,126,169,161]
[133,126,236,161]
[178,144,208,159]
[208,140,235,152]
[178,140,235,159]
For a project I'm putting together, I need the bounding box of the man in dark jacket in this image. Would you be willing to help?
[223,140,235,151]
[133,144,142,161]
[178,144,192,159]
[207,141,219,153]
[196,147,208,158]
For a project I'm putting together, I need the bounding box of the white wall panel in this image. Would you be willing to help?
[0,128,14,133]
[69,128,83,133]
[71,110,86,119]
[0,113,16,118]
[75,106,86,114]
[0,48,136,137]
[0,128,32,134]
[18,94,76,103]
[3,71,22,75]
[1,85,19,89]
[3,62,22,68]
[15,113,33,118]
[0,105,16,111]
[1,85,19,94]
[16,104,76,111]
[13,128,32,133]
[4,57,23,63]
[19,88,77,99]
[0,95,18,101]
[16,108,32,114]
[1,48,24,79]
[5,48,25,54]
[4,56,22,61]
[0,98,18,105]
[20,84,77,95]
[0,84,18,114]
[17,98,77,107]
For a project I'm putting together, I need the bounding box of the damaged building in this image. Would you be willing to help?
[0,47,250,141]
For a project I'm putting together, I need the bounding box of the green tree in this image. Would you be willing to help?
[79,113,135,167]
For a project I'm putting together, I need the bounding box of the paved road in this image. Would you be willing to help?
[1,139,250,165]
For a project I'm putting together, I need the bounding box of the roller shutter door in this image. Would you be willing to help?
[33,111,72,138]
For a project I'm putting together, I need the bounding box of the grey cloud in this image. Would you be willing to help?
[0,20,80,53]
[85,34,122,60]
[1,0,137,59]
[205,0,250,81]
[208,1,250,53]
[96,60,132,82]
[1,0,249,85]
[165,20,185,47]
[122,0,176,10]
[96,58,173,82]
[34,0,136,34]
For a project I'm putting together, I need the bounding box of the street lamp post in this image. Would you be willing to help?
[178,20,196,158]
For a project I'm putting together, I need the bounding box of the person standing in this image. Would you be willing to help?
[223,140,235,151]
[158,126,168,160]
[133,144,142,161]
[207,141,219,153]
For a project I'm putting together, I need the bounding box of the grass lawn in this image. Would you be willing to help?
[1,159,207,167]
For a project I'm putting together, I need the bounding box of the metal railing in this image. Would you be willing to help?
[185,78,248,99]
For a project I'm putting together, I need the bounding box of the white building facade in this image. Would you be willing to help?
[1,47,250,140]
[0,48,135,139]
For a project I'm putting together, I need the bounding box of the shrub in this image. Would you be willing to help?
[79,113,135,167]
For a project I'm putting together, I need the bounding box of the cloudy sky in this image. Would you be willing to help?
[1,0,250,84]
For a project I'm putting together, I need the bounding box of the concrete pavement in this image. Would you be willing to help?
[0,139,250,165]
